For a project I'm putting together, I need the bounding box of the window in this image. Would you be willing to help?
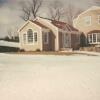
[44,33,49,44]
[84,16,91,26]
[93,34,96,42]
[88,33,100,44]
[88,34,92,43]
[97,33,100,42]
[98,15,100,24]
[23,34,27,44]
[27,29,33,43]
[34,32,37,42]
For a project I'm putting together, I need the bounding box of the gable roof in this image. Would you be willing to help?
[30,20,49,29]
[18,19,50,32]
[73,6,100,24]
[86,6,100,11]
[51,20,78,31]
[37,17,78,31]
[88,30,100,34]
[19,17,78,33]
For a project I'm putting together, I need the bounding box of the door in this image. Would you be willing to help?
[63,33,70,48]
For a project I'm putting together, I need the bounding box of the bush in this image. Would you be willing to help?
[36,49,41,52]
[0,46,20,52]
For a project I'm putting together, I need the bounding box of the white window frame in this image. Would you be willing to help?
[93,33,97,43]
[84,16,91,26]
[27,29,34,44]
[44,32,49,44]
[22,29,38,45]
[88,33,98,44]
[88,34,92,43]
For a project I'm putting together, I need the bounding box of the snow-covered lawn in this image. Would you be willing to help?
[0,40,20,48]
[0,53,100,100]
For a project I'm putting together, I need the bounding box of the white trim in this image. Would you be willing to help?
[18,21,30,32]
[88,34,92,43]
[27,29,34,45]
[18,20,42,33]
[22,29,39,45]
[30,21,42,30]
[36,17,59,51]
[88,33,100,44]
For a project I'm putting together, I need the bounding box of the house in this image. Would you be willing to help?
[73,6,100,47]
[18,17,80,51]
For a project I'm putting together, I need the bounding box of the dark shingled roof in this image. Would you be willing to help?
[30,18,78,31]
[88,30,100,34]
[38,17,78,31]
[51,20,78,31]
[30,20,49,29]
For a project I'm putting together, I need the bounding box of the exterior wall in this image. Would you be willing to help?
[59,32,63,49]
[59,32,71,50]
[73,9,100,35]
[36,18,59,51]
[71,33,80,50]
[87,31,100,46]
[58,31,80,50]
[19,21,43,51]
[80,47,100,52]
[42,30,55,51]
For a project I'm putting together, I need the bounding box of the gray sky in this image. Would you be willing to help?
[0,0,95,37]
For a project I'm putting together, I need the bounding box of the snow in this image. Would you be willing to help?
[74,51,100,56]
[0,40,20,48]
[0,53,100,100]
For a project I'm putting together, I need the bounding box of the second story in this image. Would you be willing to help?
[73,6,100,34]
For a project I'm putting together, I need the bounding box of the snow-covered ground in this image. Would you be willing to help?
[0,53,100,100]
[0,40,20,48]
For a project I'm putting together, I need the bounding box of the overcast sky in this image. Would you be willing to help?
[0,0,96,37]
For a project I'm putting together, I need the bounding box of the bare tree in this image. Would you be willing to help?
[20,2,31,21]
[20,0,43,21]
[7,28,13,39]
[7,27,19,39]
[65,3,82,25]
[48,0,64,21]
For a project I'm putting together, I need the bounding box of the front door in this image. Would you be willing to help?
[63,33,70,48]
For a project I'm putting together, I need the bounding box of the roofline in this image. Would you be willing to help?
[18,20,30,32]
[18,20,42,32]
[73,6,100,26]
[38,16,68,24]
[35,17,59,30]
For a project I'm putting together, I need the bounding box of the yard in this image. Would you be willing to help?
[0,53,100,100]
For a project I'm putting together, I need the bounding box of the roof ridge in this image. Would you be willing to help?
[30,20,49,29]
[38,16,67,24]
